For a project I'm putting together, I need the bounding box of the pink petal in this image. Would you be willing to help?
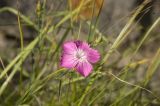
[61,54,77,68]
[79,42,90,51]
[78,41,100,63]
[62,41,77,54]
[75,61,93,77]
[74,40,82,47]
[87,49,100,63]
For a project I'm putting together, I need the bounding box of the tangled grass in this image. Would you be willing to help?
[0,0,160,106]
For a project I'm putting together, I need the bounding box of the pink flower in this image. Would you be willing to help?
[60,40,100,77]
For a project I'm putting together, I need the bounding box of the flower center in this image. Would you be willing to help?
[74,49,87,62]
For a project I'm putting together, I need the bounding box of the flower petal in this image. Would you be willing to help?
[80,42,90,50]
[87,49,100,63]
[79,41,100,63]
[61,54,77,68]
[62,41,77,54]
[74,40,82,48]
[75,61,93,77]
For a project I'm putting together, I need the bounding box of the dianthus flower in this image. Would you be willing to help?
[61,40,100,77]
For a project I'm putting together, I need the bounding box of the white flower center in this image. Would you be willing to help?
[74,49,87,62]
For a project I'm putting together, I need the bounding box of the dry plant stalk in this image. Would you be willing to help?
[69,0,103,20]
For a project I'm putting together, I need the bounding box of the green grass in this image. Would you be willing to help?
[0,0,160,106]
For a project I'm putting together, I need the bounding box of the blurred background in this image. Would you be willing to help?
[0,0,160,55]
[0,0,160,105]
